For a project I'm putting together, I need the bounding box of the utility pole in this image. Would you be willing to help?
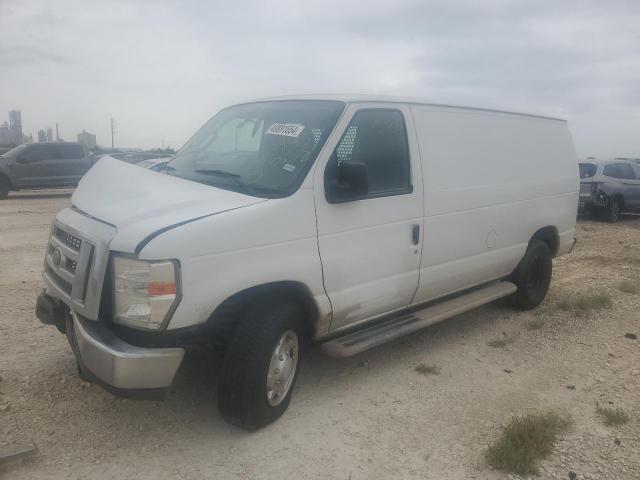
[55,123,59,141]
[110,118,116,149]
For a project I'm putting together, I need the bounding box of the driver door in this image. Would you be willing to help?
[618,162,640,207]
[13,144,47,187]
[313,104,424,331]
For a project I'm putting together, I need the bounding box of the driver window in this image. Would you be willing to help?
[618,163,636,180]
[327,109,411,196]
[603,164,620,178]
[23,145,46,162]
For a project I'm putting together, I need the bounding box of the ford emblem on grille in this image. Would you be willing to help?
[51,247,62,266]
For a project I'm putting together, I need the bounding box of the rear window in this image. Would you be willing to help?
[579,163,597,178]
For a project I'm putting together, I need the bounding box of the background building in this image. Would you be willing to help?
[9,110,22,142]
[46,128,53,142]
[0,110,25,146]
[37,129,47,142]
[77,130,97,150]
[0,122,12,145]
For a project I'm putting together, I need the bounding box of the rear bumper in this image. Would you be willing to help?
[36,293,184,394]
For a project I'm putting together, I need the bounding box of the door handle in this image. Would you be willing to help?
[411,224,420,245]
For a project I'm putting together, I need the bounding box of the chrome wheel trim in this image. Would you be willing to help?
[266,330,299,406]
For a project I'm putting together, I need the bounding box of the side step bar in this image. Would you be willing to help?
[321,281,517,358]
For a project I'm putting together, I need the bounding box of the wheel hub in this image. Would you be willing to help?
[266,330,298,406]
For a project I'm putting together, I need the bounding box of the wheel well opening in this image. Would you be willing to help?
[614,194,624,208]
[531,226,559,257]
[0,173,11,186]
[210,282,319,343]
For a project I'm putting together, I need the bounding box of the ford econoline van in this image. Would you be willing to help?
[36,95,579,429]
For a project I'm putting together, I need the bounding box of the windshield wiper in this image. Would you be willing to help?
[186,169,282,198]
[195,169,242,179]
[194,169,256,194]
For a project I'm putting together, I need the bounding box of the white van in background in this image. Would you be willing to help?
[36,95,578,430]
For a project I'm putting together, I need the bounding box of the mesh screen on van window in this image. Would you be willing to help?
[336,126,357,162]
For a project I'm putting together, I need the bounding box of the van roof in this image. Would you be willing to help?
[242,94,566,122]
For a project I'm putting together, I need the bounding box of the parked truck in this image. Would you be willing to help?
[0,142,91,198]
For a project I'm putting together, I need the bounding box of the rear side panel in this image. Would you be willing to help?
[410,105,578,305]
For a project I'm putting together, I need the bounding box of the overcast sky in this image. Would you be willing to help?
[1,0,639,157]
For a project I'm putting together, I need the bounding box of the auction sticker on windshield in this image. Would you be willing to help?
[265,123,305,137]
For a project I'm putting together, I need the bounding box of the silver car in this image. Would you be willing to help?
[579,159,640,222]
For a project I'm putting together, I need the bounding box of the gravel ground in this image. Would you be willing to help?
[1,190,638,480]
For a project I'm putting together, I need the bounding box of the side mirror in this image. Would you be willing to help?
[325,161,369,203]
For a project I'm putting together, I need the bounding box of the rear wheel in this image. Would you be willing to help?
[508,240,552,310]
[218,299,305,430]
[0,175,9,199]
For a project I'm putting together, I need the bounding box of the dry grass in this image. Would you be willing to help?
[415,363,440,375]
[557,293,612,314]
[488,335,514,348]
[596,405,630,426]
[485,412,571,476]
[618,280,639,294]
[582,254,640,267]
[527,319,545,331]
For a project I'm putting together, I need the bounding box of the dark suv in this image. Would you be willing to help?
[579,159,640,222]
[0,142,92,199]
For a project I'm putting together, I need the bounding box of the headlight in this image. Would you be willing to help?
[112,255,180,330]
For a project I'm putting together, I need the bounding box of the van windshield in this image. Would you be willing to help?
[166,100,345,198]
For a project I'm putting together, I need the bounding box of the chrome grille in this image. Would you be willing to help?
[54,227,82,251]
[65,257,77,273]
[44,223,94,303]
[43,209,116,320]
[45,265,72,295]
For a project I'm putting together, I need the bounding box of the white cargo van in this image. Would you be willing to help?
[36,95,578,429]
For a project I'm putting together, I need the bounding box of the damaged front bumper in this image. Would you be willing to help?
[36,292,184,398]
[578,185,609,211]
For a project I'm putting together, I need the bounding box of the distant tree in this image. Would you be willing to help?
[150,147,176,154]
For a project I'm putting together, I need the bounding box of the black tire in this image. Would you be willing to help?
[508,240,553,310]
[606,197,621,223]
[0,175,9,200]
[218,298,305,430]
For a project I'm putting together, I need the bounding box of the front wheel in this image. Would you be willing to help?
[508,240,553,310]
[606,197,621,223]
[218,299,305,430]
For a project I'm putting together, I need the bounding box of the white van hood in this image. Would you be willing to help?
[72,157,266,253]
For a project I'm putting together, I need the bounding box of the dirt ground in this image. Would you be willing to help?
[1,190,638,480]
